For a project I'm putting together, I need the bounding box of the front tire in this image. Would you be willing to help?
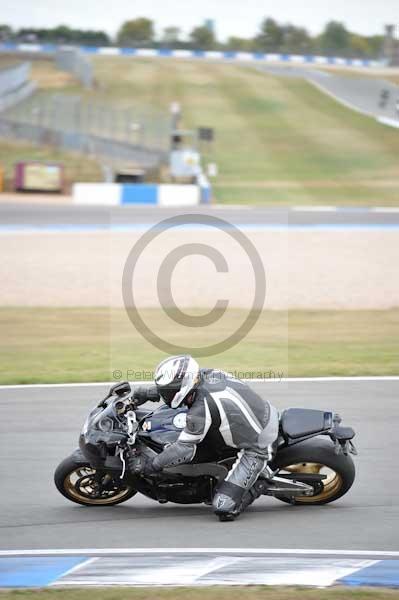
[272,438,355,505]
[54,451,137,506]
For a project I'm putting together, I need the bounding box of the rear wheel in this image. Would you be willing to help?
[272,438,355,505]
[54,452,137,506]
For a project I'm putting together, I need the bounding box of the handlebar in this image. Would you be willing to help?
[98,381,132,408]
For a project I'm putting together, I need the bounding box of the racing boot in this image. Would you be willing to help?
[239,479,268,512]
[213,481,244,522]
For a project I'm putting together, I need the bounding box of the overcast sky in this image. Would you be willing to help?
[2,0,398,40]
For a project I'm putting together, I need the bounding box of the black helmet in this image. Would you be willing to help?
[154,355,200,408]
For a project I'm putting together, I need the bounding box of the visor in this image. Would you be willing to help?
[171,357,199,408]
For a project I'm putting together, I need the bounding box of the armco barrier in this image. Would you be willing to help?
[0,80,35,111]
[0,62,35,111]
[0,43,381,68]
[73,183,204,206]
[0,62,30,96]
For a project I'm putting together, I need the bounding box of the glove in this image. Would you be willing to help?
[133,385,160,407]
[128,449,160,477]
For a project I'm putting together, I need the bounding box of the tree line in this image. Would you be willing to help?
[0,18,385,58]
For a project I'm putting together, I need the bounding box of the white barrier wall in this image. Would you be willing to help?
[73,183,121,206]
[158,185,199,207]
[72,183,203,206]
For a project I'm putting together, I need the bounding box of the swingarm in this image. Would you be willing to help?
[256,466,326,498]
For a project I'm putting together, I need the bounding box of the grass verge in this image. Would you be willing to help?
[0,307,398,384]
[1,586,399,600]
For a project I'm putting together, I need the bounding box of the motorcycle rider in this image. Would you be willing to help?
[129,355,279,521]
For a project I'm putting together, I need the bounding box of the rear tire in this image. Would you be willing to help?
[54,451,137,506]
[271,437,355,505]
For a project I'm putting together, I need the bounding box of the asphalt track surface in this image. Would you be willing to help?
[1,202,399,228]
[257,65,399,122]
[0,379,398,551]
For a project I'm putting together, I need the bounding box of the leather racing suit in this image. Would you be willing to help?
[134,369,279,517]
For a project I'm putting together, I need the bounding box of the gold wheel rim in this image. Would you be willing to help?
[64,467,131,505]
[282,462,343,503]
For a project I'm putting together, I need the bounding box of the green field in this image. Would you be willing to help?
[1,307,398,384]
[2,57,399,204]
[1,586,398,600]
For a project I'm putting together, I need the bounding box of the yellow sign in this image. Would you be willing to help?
[24,164,62,191]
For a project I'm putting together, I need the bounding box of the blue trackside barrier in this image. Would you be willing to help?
[121,184,158,205]
[73,182,203,206]
[120,47,137,55]
[0,44,381,68]
[72,165,212,206]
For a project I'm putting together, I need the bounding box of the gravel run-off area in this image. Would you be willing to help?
[1,229,398,309]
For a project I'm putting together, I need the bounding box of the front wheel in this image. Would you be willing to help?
[54,451,137,506]
[272,438,356,505]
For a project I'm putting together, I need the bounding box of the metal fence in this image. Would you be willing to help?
[55,47,93,88]
[0,91,170,169]
[0,119,165,169]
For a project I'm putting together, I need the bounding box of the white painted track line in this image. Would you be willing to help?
[0,376,398,391]
[52,557,377,588]
[377,116,399,129]
[371,207,399,213]
[2,548,399,559]
[291,206,337,211]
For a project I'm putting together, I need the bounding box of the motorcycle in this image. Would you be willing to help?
[54,381,357,513]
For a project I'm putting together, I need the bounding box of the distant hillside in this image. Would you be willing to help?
[2,55,399,204]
